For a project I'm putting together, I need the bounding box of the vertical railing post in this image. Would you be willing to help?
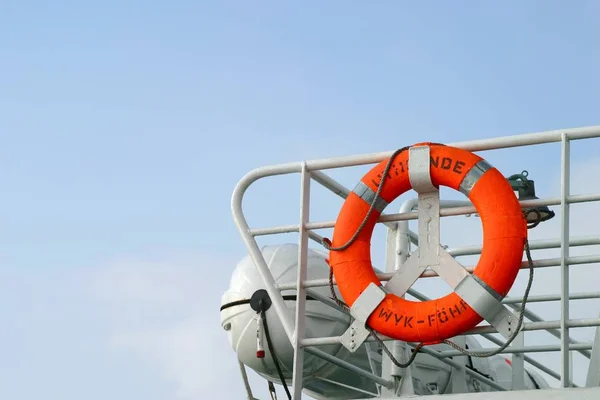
[450,336,468,393]
[560,133,572,387]
[394,216,416,396]
[238,361,255,400]
[511,332,525,389]
[381,200,419,396]
[292,162,311,399]
[380,222,400,396]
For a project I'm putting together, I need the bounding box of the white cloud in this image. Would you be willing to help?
[108,314,235,400]
[86,254,257,400]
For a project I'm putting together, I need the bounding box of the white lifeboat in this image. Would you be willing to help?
[220,243,549,398]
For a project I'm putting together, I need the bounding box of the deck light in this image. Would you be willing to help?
[506,170,555,226]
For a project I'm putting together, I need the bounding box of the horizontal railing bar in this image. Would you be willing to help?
[315,193,600,228]
[506,304,592,359]
[233,128,600,193]
[300,318,600,347]
[250,193,600,236]
[438,343,592,358]
[300,125,600,171]
[282,254,600,290]
[412,254,600,279]
[468,317,600,336]
[448,236,600,257]
[502,291,600,305]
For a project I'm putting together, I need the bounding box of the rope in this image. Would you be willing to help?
[370,332,425,368]
[441,234,535,357]
[321,146,411,252]
[525,208,542,229]
[322,143,447,253]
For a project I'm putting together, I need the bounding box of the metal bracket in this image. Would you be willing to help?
[340,282,387,352]
[453,271,518,340]
[409,145,441,266]
[408,145,437,193]
[410,145,441,267]
[386,145,440,295]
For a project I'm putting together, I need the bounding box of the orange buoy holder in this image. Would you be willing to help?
[337,144,523,352]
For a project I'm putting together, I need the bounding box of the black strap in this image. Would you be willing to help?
[220,294,317,312]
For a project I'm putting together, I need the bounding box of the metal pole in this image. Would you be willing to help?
[381,199,417,396]
[502,291,600,305]
[231,168,301,342]
[438,343,592,357]
[300,318,600,346]
[560,133,572,387]
[291,162,310,399]
[238,361,255,400]
[294,125,600,171]
[507,303,591,359]
[249,192,600,235]
[447,236,600,257]
[284,253,600,290]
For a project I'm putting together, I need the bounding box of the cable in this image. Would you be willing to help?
[260,299,292,400]
[441,214,538,358]
[321,142,446,253]
[370,332,424,368]
[219,294,317,312]
[321,145,410,253]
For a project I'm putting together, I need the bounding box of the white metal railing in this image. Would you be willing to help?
[230,125,600,399]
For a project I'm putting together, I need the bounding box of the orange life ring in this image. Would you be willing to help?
[328,143,527,344]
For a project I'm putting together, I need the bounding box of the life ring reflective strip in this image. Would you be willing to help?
[328,143,527,344]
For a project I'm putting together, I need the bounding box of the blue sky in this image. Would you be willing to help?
[1,1,600,399]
